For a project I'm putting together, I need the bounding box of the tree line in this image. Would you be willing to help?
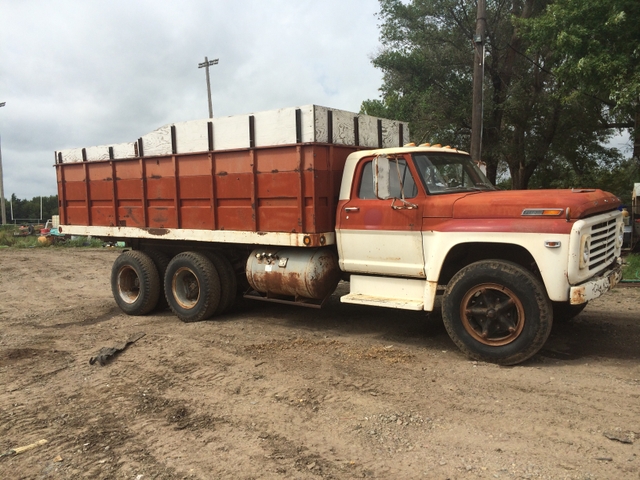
[363,0,639,202]
[3,194,58,223]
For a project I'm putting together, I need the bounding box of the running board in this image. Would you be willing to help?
[340,293,424,310]
[340,275,426,311]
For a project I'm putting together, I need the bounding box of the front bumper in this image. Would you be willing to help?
[569,259,623,305]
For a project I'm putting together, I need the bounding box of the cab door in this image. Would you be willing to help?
[336,155,426,278]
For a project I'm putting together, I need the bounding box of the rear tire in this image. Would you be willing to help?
[206,251,237,315]
[111,250,161,315]
[164,252,221,323]
[144,249,171,311]
[442,260,553,365]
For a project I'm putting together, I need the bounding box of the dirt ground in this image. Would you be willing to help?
[0,248,638,480]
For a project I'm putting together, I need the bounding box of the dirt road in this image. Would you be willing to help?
[0,248,638,479]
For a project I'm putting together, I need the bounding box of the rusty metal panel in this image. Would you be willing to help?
[58,143,361,236]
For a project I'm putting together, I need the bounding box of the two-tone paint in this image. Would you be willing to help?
[336,147,623,310]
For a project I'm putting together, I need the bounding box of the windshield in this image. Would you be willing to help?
[413,153,495,194]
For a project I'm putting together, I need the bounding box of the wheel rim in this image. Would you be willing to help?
[460,283,525,346]
[172,267,201,309]
[117,266,141,304]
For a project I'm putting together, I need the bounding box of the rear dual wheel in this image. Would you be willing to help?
[164,252,221,323]
[145,249,171,311]
[111,249,238,322]
[164,251,238,322]
[111,250,161,316]
[205,251,238,315]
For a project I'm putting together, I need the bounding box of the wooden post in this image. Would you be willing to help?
[470,0,486,163]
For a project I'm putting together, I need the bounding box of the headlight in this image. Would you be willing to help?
[579,234,591,269]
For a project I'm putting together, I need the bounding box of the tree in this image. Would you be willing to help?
[7,194,58,223]
[364,0,622,190]
[521,0,640,163]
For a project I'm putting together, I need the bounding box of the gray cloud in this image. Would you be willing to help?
[0,0,384,199]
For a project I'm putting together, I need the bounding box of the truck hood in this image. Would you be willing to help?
[451,189,620,220]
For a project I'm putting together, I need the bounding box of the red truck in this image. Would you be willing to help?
[55,105,624,365]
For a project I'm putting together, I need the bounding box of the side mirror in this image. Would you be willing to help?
[373,155,391,200]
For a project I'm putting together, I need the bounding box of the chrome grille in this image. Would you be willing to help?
[587,218,618,272]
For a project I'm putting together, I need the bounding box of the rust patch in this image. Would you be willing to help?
[571,287,586,304]
[248,248,340,300]
[146,228,170,236]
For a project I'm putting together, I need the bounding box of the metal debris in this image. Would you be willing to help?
[89,332,145,366]
[603,431,635,444]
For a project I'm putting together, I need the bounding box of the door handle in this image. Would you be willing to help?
[345,207,360,212]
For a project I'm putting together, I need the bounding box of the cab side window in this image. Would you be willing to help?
[358,159,418,199]
[358,161,376,199]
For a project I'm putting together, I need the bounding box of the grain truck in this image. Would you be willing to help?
[54,105,624,365]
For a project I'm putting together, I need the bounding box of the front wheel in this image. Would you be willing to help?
[442,260,553,365]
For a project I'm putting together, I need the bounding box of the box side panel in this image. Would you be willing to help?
[114,159,146,228]
[175,119,210,153]
[253,107,298,147]
[332,109,356,146]
[112,142,137,159]
[85,146,111,161]
[57,143,357,235]
[140,125,172,157]
[359,115,379,148]
[212,116,250,150]
[313,105,329,143]
[86,162,115,226]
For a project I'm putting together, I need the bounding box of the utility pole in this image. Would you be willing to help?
[0,101,6,225]
[470,0,486,163]
[198,57,219,118]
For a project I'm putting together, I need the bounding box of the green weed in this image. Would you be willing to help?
[623,253,640,281]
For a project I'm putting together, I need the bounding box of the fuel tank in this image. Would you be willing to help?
[246,247,341,300]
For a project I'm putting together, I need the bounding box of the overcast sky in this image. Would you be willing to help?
[0,0,387,200]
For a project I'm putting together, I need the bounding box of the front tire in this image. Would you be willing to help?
[164,252,221,323]
[442,260,553,365]
[111,250,161,315]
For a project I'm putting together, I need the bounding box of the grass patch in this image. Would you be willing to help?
[58,236,104,248]
[0,225,104,248]
[623,253,640,281]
